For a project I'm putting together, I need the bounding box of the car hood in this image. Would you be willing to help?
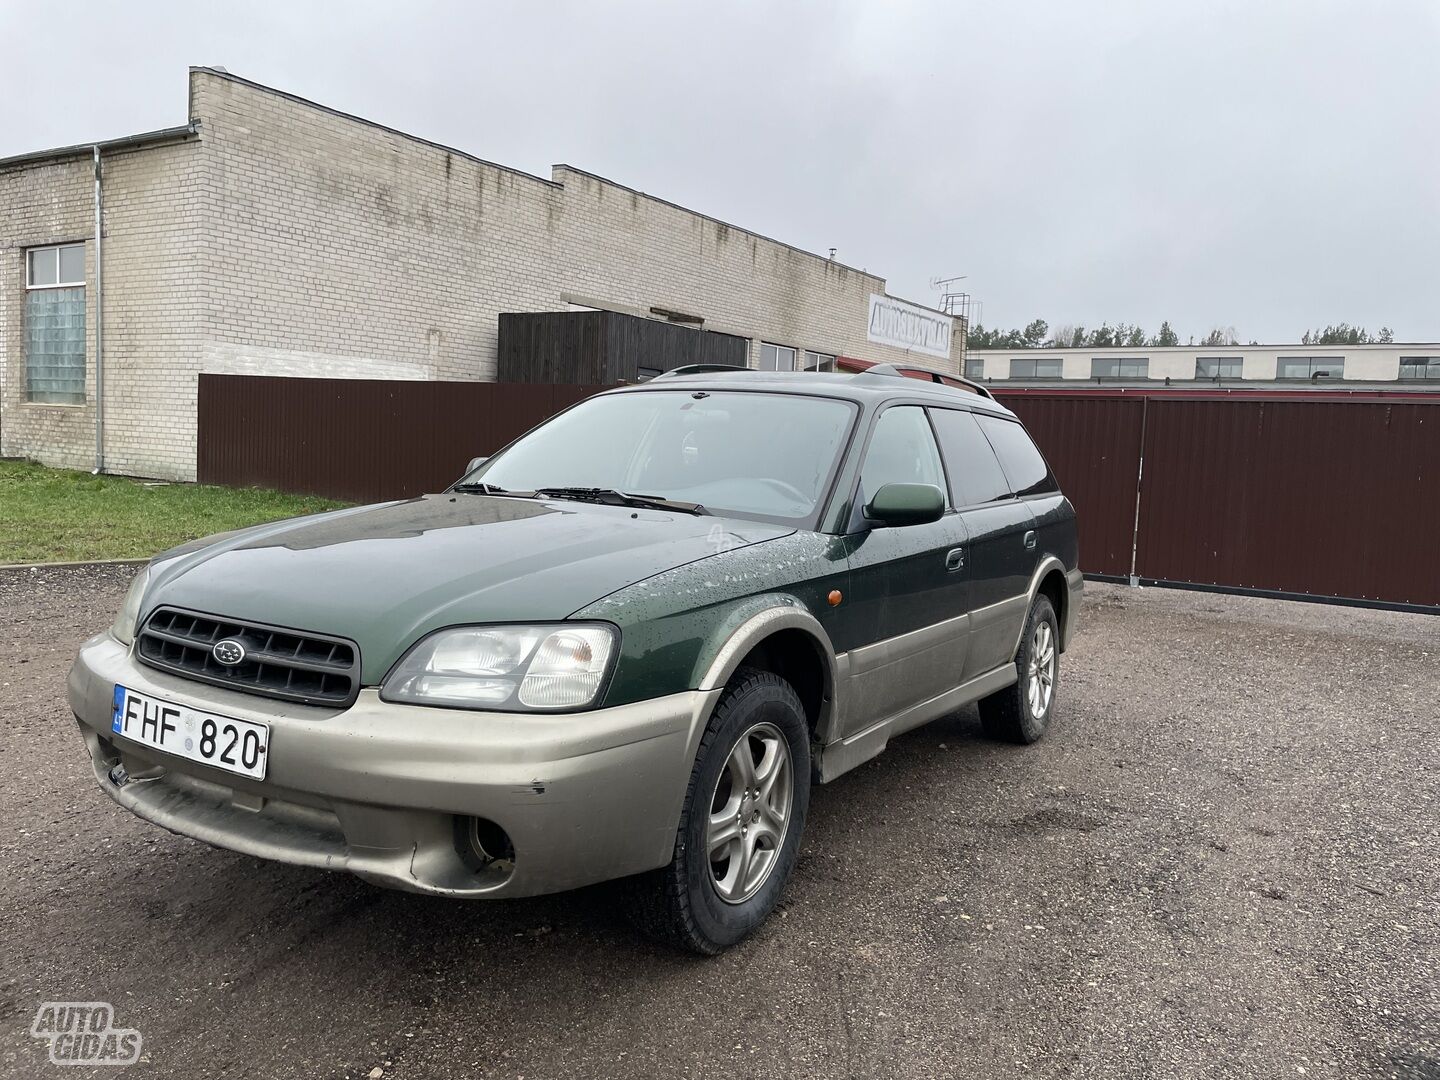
[145,494,793,682]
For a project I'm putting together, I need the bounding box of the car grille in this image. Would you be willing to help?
[136,607,361,707]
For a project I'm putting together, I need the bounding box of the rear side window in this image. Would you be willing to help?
[975,415,1057,497]
[928,408,1010,506]
[859,405,946,499]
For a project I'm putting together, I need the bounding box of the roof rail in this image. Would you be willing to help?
[652,364,749,379]
[858,362,994,399]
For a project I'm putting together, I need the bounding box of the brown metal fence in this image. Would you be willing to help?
[198,376,1440,611]
[995,390,1440,611]
[989,394,1146,578]
[197,376,608,504]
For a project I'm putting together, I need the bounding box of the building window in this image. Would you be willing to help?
[25,243,87,404]
[963,358,985,379]
[1009,357,1062,379]
[1399,356,1440,380]
[803,350,836,372]
[1276,356,1344,380]
[759,342,796,371]
[1196,356,1243,379]
[1092,357,1149,379]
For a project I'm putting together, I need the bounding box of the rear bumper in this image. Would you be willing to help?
[1062,567,1084,649]
[68,632,718,897]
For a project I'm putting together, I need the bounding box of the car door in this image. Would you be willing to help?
[839,404,970,735]
[928,407,1038,680]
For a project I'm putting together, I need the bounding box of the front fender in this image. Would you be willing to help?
[694,595,836,691]
[575,530,849,710]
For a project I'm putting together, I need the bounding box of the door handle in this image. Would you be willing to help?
[945,547,964,572]
[1023,530,1037,551]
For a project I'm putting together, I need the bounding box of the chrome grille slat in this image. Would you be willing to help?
[135,607,360,707]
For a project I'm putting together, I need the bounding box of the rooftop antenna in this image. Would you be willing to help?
[930,275,973,363]
[930,275,970,316]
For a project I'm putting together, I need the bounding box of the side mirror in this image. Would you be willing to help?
[864,483,945,528]
[465,456,488,475]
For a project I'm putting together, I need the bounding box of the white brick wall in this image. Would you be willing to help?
[0,141,205,476]
[1,68,959,481]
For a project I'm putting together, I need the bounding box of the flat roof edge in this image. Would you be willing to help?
[552,163,887,286]
[190,67,558,189]
[0,123,200,171]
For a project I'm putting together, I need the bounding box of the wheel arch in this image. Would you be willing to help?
[1035,561,1072,652]
[697,603,838,750]
[1008,555,1073,662]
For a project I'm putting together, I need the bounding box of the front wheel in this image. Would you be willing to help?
[978,595,1059,744]
[629,667,811,954]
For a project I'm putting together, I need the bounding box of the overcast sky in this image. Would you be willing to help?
[4,1,1437,343]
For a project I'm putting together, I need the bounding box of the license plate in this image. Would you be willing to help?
[111,685,269,781]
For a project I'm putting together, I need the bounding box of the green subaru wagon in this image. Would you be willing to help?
[69,365,1082,953]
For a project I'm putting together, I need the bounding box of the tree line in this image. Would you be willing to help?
[966,320,1395,350]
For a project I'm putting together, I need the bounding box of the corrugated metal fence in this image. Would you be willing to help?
[994,390,1439,611]
[198,376,1439,611]
[197,376,608,504]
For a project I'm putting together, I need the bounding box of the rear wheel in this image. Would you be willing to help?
[629,667,810,954]
[978,595,1059,744]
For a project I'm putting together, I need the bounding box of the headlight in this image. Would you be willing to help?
[110,566,152,646]
[381,624,618,711]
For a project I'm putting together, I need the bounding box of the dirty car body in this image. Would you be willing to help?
[68,367,1082,951]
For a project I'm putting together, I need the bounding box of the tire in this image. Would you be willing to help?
[978,595,1059,744]
[629,667,811,954]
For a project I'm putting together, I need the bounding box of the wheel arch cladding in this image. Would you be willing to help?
[727,628,830,740]
[697,602,838,744]
[1037,567,1069,650]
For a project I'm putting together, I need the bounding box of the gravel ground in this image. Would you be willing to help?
[0,566,1435,1079]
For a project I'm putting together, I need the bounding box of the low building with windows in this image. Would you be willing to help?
[965,344,1440,388]
[0,67,959,481]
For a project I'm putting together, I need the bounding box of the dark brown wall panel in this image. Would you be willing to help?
[994,393,1144,577]
[1135,399,1440,607]
[498,310,747,383]
[198,376,608,505]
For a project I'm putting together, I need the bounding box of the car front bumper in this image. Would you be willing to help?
[68,632,718,898]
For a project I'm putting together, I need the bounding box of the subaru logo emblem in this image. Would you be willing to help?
[212,638,247,666]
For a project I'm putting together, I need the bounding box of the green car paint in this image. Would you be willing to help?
[575,529,852,707]
[143,493,794,684]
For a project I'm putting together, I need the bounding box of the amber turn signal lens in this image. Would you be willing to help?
[827,590,843,607]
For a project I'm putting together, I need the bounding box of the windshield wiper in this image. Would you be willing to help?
[452,482,523,495]
[534,487,707,515]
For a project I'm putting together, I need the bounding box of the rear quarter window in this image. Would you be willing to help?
[975,415,1058,497]
[928,407,1011,506]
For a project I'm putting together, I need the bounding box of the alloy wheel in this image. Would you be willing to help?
[706,721,793,904]
[1026,620,1056,718]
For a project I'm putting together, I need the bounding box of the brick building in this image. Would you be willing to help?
[0,68,960,481]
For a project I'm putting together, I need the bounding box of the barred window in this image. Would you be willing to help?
[26,244,87,404]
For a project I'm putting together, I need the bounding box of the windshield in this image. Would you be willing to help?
[466,390,856,526]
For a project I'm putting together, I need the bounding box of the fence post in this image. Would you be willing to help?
[1128,395,1148,587]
